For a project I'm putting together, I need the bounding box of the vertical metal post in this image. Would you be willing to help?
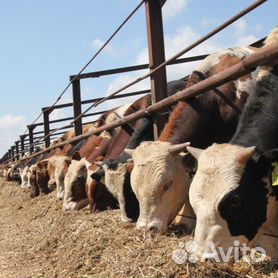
[15,141,19,161]
[11,146,15,161]
[71,78,83,136]
[28,125,34,154]
[20,135,26,157]
[43,108,51,148]
[145,0,168,139]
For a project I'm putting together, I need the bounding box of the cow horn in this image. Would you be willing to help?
[168,142,190,155]
[236,146,256,164]
[124,149,134,156]
[186,146,204,160]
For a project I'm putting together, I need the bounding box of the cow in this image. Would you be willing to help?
[186,27,278,260]
[126,44,261,234]
[19,166,29,188]
[62,104,131,209]
[36,123,98,200]
[92,116,154,222]
[27,159,52,198]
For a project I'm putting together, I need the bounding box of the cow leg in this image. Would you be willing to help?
[118,193,132,222]
[56,178,65,200]
[57,185,64,200]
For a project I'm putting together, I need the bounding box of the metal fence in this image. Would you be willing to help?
[0,0,270,165]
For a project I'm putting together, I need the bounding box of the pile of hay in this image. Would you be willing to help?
[0,178,277,278]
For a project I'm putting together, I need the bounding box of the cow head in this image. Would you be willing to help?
[187,143,278,260]
[36,160,50,195]
[85,159,118,212]
[63,152,88,210]
[47,155,71,199]
[20,166,29,188]
[26,166,35,188]
[125,141,192,233]
[28,165,40,198]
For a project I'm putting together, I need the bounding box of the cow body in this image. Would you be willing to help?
[186,26,278,259]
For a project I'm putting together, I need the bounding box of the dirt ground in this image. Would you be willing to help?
[0,178,277,278]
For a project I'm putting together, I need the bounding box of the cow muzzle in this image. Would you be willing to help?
[136,218,166,234]
[48,179,56,190]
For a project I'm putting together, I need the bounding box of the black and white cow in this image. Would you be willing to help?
[186,26,278,259]
[92,117,154,222]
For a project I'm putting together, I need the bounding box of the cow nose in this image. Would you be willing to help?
[48,180,56,190]
[147,224,159,233]
[136,223,146,230]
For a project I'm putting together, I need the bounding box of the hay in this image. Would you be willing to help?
[0,178,277,278]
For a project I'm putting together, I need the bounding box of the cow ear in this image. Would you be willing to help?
[72,151,81,161]
[236,146,256,164]
[64,158,72,167]
[124,149,134,156]
[91,170,104,182]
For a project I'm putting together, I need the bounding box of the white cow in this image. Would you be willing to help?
[125,141,193,233]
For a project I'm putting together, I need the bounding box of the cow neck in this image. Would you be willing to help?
[159,93,214,147]
[86,138,111,164]
[230,73,278,154]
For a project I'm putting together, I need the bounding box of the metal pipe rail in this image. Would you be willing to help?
[12,43,277,164]
[1,37,265,163]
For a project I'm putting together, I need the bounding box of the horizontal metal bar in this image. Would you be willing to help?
[42,90,149,111]
[69,54,208,81]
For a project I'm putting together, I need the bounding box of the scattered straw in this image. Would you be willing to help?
[0,178,277,278]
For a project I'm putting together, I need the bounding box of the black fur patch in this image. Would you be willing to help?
[123,170,139,221]
[218,158,268,240]
[220,69,278,239]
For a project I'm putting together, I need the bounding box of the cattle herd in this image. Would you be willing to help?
[1,26,277,262]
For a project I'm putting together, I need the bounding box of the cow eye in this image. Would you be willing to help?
[229,193,243,208]
[163,180,173,193]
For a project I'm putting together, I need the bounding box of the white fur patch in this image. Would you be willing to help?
[195,47,254,74]
[234,68,259,98]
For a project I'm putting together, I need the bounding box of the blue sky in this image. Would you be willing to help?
[0,0,277,157]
